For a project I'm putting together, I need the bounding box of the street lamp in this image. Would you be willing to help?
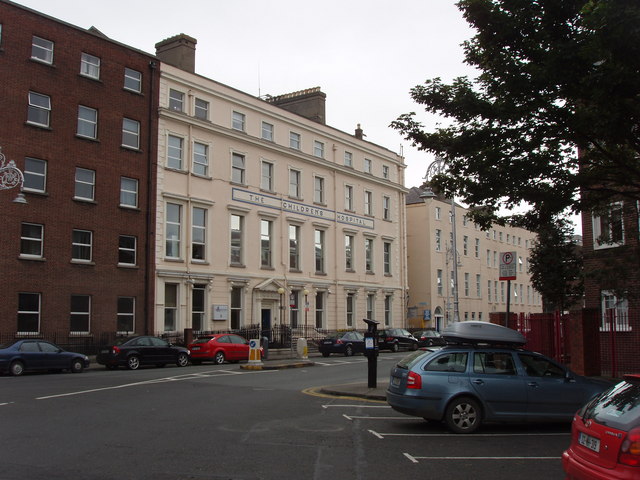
[277,287,285,347]
[425,156,459,323]
[0,147,27,204]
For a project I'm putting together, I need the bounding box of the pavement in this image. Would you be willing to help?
[239,351,388,401]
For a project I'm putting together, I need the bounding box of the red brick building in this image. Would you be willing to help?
[581,200,640,376]
[0,0,159,346]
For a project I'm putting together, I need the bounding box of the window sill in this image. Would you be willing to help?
[117,263,139,269]
[73,197,97,205]
[120,145,142,153]
[70,260,95,266]
[119,205,140,211]
[230,263,246,268]
[19,255,45,262]
[164,258,184,263]
[25,122,52,130]
[75,134,99,142]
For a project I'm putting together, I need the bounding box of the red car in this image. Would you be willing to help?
[188,334,259,365]
[562,374,640,479]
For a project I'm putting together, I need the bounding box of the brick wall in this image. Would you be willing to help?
[0,1,158,337]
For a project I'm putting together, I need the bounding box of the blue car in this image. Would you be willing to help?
[0,339,90,376]
[387,345,611,433]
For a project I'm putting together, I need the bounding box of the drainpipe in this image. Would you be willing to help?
[144,60,158,335]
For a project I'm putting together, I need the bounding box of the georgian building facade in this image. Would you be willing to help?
[153,35,408,335]
[406,187,543,330]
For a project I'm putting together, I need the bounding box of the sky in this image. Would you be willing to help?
[15,0,477,189]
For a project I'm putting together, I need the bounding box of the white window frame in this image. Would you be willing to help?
[314,176,325,204]
[20,222,44,259]
[315,229,325,274]
[27,91,51,127]
[600,291,631,332]
[313,140,325,158]
[124,67,142,93]
[344,151,353,167]
[364,190,373,216]
[345,185,354,211]
[72,229,93,263]
[192,206,207,261]
[290,131,301,150]
[23,157,47,193]
[232,111,246,131]
[194,98,209,120]
[31,35,53,64]
[122,118,140,149]
[592,202,625,249]
[232,152,246,184]
[77,105,98,139]
[261,121,274,141]
[167,134,184,170]
[165,203,182,259]
[117,297,135,334]
[74,167,95,201]
[169,89,184,112]
[18,292,41,334]
[192,141,209,176]
[261,219,272,268]
[118,235,137,266]
[80,52,100,79]
[261,160,273,191]
[230,214,244,265]
[70,294,91,334]
[120,177,138,208]
[289,168,301,198]
[364,158,372,174]
[382,196,391,220]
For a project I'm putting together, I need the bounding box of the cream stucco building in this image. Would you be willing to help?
[406,187,543,330]
[153,35,408,337]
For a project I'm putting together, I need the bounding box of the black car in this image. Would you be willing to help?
[378,328,418,352]
[413,329,446,347]
[0,339,90,376]
[97,335,190,370]
[318,331,365,357]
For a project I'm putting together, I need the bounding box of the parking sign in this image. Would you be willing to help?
[499,251,517,280]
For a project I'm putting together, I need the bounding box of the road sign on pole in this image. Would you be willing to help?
[499,251,517,281]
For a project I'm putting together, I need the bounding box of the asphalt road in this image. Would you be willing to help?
[0,353,570,480]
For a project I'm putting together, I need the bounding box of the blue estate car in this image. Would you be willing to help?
[0,339,90,376]
[387,345,611,433]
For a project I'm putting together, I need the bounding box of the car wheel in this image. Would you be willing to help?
[344,345,354,357]
[214,351,225,365]
[176,352,189,367]
[127,355,141,370]
[391,342,399,353]
[321,352,330,357]
[10,360,25,376]
[445,397,482,434]
[70,358,84,373]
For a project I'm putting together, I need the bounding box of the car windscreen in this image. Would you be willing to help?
[584,380,640,431]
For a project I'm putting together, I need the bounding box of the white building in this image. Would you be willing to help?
[153,35,408,337]
[406,187,543,329]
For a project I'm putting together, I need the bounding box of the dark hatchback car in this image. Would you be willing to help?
[413,329,446,347]
[378,328,418,352]
[97,336,190,370]
[387,345,610,433]
[0,339,90,376]
[563,374,640,479]
[318,331,365,357]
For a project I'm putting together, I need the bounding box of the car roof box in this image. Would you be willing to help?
[442,321,526,346]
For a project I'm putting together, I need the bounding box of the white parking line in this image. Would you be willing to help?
[403,453,560,464]
[322,404,390,409]
[343,414,422,421]
[36,369,276,400]
[369,429,569,439]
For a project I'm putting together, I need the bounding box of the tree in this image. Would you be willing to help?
[528,217,583,312]
[392,0,640,231]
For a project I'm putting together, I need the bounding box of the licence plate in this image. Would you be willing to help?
[392,377,401,386]
[100,349,109,354]
[323,341,332,345]
[579,432,600,452]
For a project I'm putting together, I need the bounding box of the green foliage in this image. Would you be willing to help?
[392,0,640,229]
[528,217,583,311]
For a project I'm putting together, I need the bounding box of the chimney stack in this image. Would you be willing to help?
[355,124,364,140]
[155,34,197,73]
[267,87,326,124]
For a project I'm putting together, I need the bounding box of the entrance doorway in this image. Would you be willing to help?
[261,308,272,341]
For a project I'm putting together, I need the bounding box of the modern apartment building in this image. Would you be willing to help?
[406,187,542,329]
[153,35,408,336]
[0,1,158,340]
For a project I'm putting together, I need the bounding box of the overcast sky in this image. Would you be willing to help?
[15,0,477,188]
